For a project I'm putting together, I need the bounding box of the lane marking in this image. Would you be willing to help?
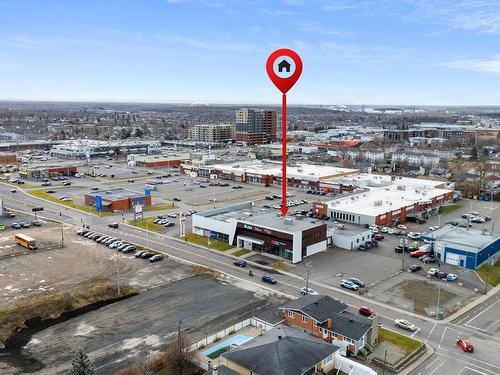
[424,356,439,369]
[428,359,447,375]
[465,300,500,326]
[425,323,437,344]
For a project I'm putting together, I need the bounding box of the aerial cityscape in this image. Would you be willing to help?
[0,1,499,375]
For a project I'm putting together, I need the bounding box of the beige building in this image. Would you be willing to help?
[188,124,235,142]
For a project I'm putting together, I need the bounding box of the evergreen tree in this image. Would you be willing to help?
[67,350,95,375]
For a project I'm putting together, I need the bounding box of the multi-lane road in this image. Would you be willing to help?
[1,183,499,375]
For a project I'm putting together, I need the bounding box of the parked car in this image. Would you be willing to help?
[370,240,378,247]
[11,223,21,229]
[436,271,448,279]
[340,279,359,291]
[134,251,146,258]
[300,287,319,295]
[381,227,389,233]
[91,186,99,191]
[349,277,365,287]
[446,273,457,282]
[173,197,181,202]
[164,222,175,227]
[19,221,30,228]
[394,319,417,331]
[62,181,71,186]
[358,244,367,251]
[422,256,437,264]
[427,268,440,276]
[408,265,422,272]
[122,245,136,253]
[261,275,277,284]
[457,338,473,352]
[10,189,17,193]
[428,226,439,231]
[397,224,407,230]
[358,306,375,317]
[410,250,430,258]
[41,181,52,186]
[77,228,89,236]
[108,222,119,229]
[140,252,155,259]
[149,255,163,262]
[233,259,247,267]
[471,216,485,223]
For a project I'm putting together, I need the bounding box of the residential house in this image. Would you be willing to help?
[391,151,440,167]
[279,295,378,355]
[217,325,340,375]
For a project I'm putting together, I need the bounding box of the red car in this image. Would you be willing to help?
[410,250,430,258]
[457,338,473,353]
[374,234,384,240]
[358,306,376,317]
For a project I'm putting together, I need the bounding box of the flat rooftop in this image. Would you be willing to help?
[422,225,498,253]
[88,187,145,201]
[327,223,371,236]
[322,174,452,216]
[208,160,358,180]
[198,202,325,233]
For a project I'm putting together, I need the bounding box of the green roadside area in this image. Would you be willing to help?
[28,189,110,216]
[231,249,251,257]
[127,217,164,233]
[144,204,177,212]
[181,233,233,251]
[477,259,500,287]
[0,281,137,344]
[378,327,423,355]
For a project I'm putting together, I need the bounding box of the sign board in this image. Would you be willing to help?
[133,204,144,220]
[144,188,151,195]
[209,230,218,239]
[32,207,44,212]
[95,195,102,212]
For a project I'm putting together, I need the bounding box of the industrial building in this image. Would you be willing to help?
[188,124,235,142]
[84,188,151,212]
[235,109,276,145]
[127,153,190,168]
[420,225,499,270]
[192,202,327,263]
[50,139,160,159]
[314,175,454,226]
[327,224,373,251]
[181,160,358,191]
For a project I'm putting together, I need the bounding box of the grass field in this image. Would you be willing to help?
[477,260,500,287]
[127,217,164,233]
[438,204,463,215]
[401,280,455,315]
[181,233,233,251]
[232,249,251,257]
[28,189,110,216]
[144,204,176,212]
[0,281,136,344]
[378,327,423,355]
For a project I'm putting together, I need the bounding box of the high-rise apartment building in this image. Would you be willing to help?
[235,109,277,145]
[188,124,235,142]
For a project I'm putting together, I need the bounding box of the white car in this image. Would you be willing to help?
[394,319,417,331]
[273,205,281,209]
[387,228,396,235]
[167,213,177,219]
[397,224,408,230]
[429,226,439,231]
[300,287,319,295]
[381,227,389,233]
[427,268,439,276]
[371,228,379,234]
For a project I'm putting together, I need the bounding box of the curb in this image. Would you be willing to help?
[445,285,500,322]
[398,343,434,375]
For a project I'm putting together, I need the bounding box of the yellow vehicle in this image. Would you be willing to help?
[14,233,38,250]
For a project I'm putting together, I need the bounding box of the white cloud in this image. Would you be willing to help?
[442,55,500,74]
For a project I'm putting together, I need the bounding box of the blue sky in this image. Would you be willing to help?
[0,0,499,105]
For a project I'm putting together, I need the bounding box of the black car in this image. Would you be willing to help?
[358,244,367,251]
[233,260,247,267]
[46,189,56,194]
[19,222,30,228]
[173,197,181,202]
[408,265,422,272]
[108,222,119,229]
[11,223,21,229]
[261,275,277,284]
[265,196,274,200]
[422,256,437,264]
[135,251,146,258]
[370,240,378,247]
[349,277,365,287]
[149,255,163,262]
[435,271,448,279]
[140,252,155,259]
[91,187,99,191]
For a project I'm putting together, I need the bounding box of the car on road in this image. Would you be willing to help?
[265,195,274,200]
[408,265,422,272]
[340,279,359,291]
[300,287,319,295]
[394,319,417,331]
[164,222,175,227]
[62,181,71,186]
[91,187,99,191]
[446,273,457,282]
[471,216,485,223]
[41,181,52,186]
[149,254,163,262]
[11,223,21,229]
[369,240,378,247]
[46,189,56,194]
[387,228,396,235]
[173,197,181,202]
[233,260,247,267]
[10,189,17,193]
[19,221,30,228]
[358,306,376,317]
[108,222,119,229]
[457,338,473,352]
[427,268,439,276]
[349,277,365,288]
[397,224,408,230]
[261,275,277,284]
[407,232,421,240]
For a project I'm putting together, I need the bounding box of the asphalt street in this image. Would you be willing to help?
[1,183,499,375]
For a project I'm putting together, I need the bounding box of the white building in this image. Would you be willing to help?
[391,151,440,167]
[327,149,385,162]
[50,139,160,159]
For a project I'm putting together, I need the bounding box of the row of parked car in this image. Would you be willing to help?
[340,277,365,291]
[76,228,163,263]
[10,220,43,229]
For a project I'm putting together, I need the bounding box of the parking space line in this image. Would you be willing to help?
[463,367,489,375]
[428,359,447,375]
[424,356,439,369]
[438,326,447,349]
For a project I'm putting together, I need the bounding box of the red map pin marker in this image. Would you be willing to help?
[266,48,303,94]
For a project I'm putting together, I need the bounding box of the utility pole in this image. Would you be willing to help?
[436,285,441,320]
[306,270,310,290]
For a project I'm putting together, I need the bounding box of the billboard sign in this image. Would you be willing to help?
[95,195,102,212]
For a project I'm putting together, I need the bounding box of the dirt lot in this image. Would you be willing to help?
[18,275,276,375]
[0,227,196,307]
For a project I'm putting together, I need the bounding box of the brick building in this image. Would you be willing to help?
[235,109,276,145]
[84,188,152,212]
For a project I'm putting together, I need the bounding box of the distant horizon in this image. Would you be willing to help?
[1,98,500,109]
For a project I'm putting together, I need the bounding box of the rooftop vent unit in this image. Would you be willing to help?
[284,218,293,225]
[243,212,253,217]
[374,200,383,206]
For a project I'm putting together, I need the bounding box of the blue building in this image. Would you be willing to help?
[421,225,499,270]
